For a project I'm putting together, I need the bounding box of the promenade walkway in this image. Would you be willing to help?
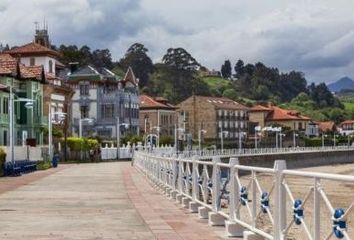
[0,162,226,240]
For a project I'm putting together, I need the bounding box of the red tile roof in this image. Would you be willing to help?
[5,42,61,58]
[250,104,272,112]
[26,66,56,80]
[340,120,354,126]
[139,95,176,109]
[267,105,310,121]
[196,95,248,110]
[318,121,336,132]
[0,54,39,80]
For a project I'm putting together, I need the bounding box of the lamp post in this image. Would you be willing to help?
[238,131,246,153]
[116,117,129,160]
[78,117,93,160]
[279,133,285,149]
[198,129,207,154]
[293,131,299,148]
[322,134,327,148]
[333,134,337,147]
[48,109,66,161]
[9,85,35,167]
[254,126,261,149]
[220,130,228,153]
[174,125,184,155]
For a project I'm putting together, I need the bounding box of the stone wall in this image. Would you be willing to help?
[230,149,354,169]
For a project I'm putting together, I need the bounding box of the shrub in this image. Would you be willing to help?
[67,137,99,151]
[36,160,51,171]
[159,135,173,146]
[0,148,6,177]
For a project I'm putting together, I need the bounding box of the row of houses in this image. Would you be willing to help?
[0,27,139,147]
[139,94,353,142]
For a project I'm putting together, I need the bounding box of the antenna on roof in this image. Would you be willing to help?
[34,21,39,31]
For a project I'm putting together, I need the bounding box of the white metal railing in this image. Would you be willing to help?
[141,146,354,160]
[133,151,354,239]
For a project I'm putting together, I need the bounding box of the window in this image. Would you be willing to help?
[48,60,53,73]
[3,130,7,146]
[101,104,114,119]
[3,98,8,114]
[79,84,89,96]
[80,106,89,118]
[30,58,35,66]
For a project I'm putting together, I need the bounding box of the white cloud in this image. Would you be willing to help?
[1,0,354,83]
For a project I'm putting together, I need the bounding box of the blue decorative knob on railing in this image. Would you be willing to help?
[261,192,269,213]
[240,186,248,206]
[293,199,303,225]
[333,208,346,239]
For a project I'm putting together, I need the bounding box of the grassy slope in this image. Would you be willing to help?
[201,76,230,89]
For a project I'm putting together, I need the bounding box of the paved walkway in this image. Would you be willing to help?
[0,163,226,240]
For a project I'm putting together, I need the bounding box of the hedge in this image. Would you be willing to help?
[66,137,99,151]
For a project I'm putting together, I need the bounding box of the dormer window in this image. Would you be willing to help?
[30,57,35,66]
[49,60,53,73]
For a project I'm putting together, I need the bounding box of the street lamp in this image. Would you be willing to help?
[293,131,299,148]
[254,126,261,149]
[9,85,35,168]
[198,129,207,154]
[116,117,129,160]
[174,125,184,155]
[279,133,286,148]
[333,134,337,147]
[322,134,327,148]
[238,131,246,153]
[48,110,66,161]
[220,130,229,153]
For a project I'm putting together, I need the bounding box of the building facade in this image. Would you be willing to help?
[67,66,139,139]
[338,120,354,136]
[5,28,74,138]
[249,104,311,133]
[139,95,177,138]
[0,54,47,146]
[177,95,249,140]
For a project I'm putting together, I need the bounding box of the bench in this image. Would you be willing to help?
[4,160,37,176]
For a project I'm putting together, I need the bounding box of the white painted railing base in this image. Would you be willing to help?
[225,221,244,237]
[198,206,211,219]
[176,194,183,204]
[189,202,200,213]
[170,190,178,200]
[243,231,265,240]
[208,212,225,226]
[182,197,191,208]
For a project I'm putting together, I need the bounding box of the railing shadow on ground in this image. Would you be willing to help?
[133,150,354,240]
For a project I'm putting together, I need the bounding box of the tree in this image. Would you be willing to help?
[91,49,113,69]
[119,43,154,87]
[162,48,200,70]
[221,60,232,79]
[234,59,244,78]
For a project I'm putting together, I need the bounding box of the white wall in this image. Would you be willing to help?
[20,56,56,75]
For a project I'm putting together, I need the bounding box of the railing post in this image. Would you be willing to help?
[225,157,244,237]
[212,156,221,211]
[189,156,200,212]
[314,178,320,240]
[208,156,225,226]
[274,160,287,240]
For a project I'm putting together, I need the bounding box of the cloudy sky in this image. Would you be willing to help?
[1,0,354,83]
